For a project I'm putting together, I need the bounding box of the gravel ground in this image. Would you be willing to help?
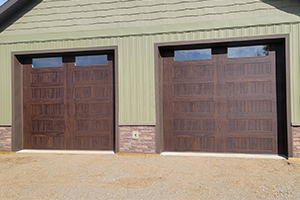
[0,153,299,200]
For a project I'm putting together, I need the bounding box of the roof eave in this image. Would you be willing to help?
[0,0,33,25]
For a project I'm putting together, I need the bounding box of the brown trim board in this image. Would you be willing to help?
[11,46,119,152]
[154,34,292,156]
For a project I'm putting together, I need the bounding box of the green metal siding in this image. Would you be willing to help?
[0,0,300,123]
[2,0,300,37]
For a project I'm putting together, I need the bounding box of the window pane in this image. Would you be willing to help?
[32,57,62,68]
[175,49,212,61]
[76,55,107,65]
[228,45,268,58]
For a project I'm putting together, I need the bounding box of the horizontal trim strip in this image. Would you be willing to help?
[291,122,300,127]
[0,124,12,127]
[119,122,156,126]
[17,150,115,155]
[162,152,286,159]
[0,14,299,44]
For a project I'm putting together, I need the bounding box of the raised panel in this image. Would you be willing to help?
[227,100,273,114]
[74,120,110,132]
[175,137,215,151]
[73,68,110,82]
[31,88,64,99]
[174,119,215,132]
[173,65,214,79]
[174,101,215,113]
[74,86,109,100]
[31,135,64,149]
[224,62,271,76]
[31,120,65,132]
[31,104,64,116]
[73,136,110,150]
[228,119,273,132]
[225,81,272,94]
[74,103,110,117]
[31,71,63,84]
[173,83,214,96]
[227,138,274,152]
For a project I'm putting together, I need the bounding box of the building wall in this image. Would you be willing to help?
[292,127,300,157]
[2,22,300,124]
[1,0,300,124]
[119,126,156,154]
[2,0,300,37]
[0,126,12,151]
[0,0,300,156]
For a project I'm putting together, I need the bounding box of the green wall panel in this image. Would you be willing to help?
[0,0,300,123]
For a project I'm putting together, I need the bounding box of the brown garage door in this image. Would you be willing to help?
[23,55,114,150]
[163,44,285,154]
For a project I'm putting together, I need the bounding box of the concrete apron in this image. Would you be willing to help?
[16,150,287,159]
[161,152,286,160]
[17,150,115,155]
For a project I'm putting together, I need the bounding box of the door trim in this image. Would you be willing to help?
[11,46,119,152]
[154,34,292,156]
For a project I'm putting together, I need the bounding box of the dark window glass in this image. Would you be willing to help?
[76,55,107,65]
[228,45,268,58]
[175,49,212,61]
[32,57,62,68]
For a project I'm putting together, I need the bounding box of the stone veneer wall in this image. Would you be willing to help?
[119,126,156,154]
[292,127,300,157]
[0,127,12,151]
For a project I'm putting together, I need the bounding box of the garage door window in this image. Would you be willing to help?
[175,49,212,60]
[228,45,268,58]
[32,57,62,68]
[76,55,107,66]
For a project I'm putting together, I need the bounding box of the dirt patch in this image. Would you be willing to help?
[103,177,156,189]
[0,154,299,199]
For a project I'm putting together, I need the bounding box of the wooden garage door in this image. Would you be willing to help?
[163,45,283,154]
[23,55,114,150]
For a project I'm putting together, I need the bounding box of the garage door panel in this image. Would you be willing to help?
[224,81,272,95]
[223,62,272,77]
[173,83,214,96]
[31,104,65,116]
[174,101,215,113]
[31,87,64,100]
[74,86,110,100]
[31,120,65,132]
[226,100,274,114]
[227,119,274,132]
[164,45,282,154]
[226,137,274,152]
[73,66,110,83]
[73,136,111,150]
[74,120,110,132]
[31,135,65,149]
[24,55,114,150]
[174,119,215,131]
[31,69,64,85]
[175,136,215,151]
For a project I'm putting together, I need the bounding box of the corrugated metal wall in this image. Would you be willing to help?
[1,22,300,124]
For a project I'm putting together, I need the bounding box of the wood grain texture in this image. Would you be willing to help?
[163,45,283,154]
[23,56,114,150]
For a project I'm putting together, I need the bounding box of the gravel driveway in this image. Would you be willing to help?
[0,153,299,200]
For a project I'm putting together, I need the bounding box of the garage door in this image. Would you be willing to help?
[163,44,285,154]
[23,54,114,150]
